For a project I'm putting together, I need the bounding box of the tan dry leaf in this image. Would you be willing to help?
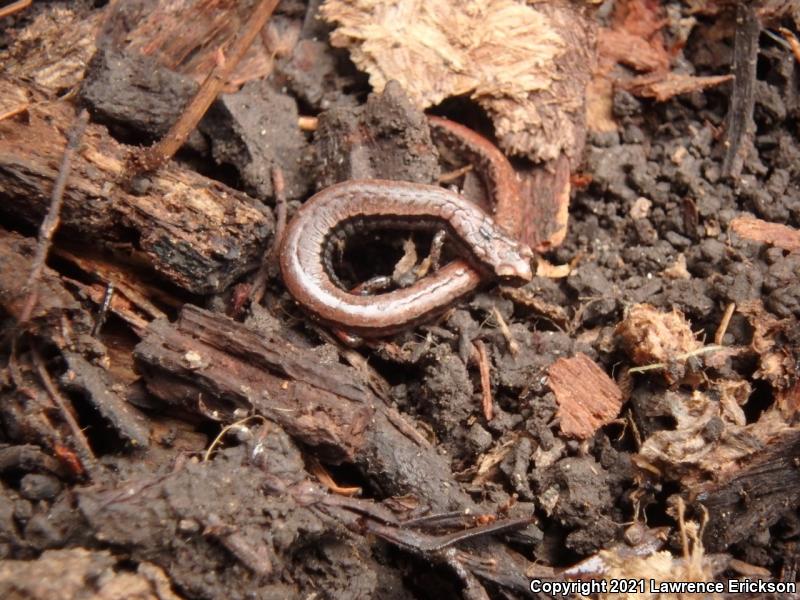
[321,0,593,161]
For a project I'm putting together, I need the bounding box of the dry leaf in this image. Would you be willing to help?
[321,0,594,161]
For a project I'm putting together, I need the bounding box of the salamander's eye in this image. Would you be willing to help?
[479,225,493,240]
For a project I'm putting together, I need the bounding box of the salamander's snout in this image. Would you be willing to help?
[496,243,534,284]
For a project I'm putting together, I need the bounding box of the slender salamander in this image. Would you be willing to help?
[279,117,533,337]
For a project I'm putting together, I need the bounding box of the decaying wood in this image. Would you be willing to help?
[692,428,800,552]
[132,304,544,596]
[321,0,593,162]
[21,109,89,325]
[0,95,273,295]
[131,0,281,174]
[0,78,30,122]
[134,304,465,507]
[517,154,571,251]
[547,352,624,439]
[623,72,734,102]
[721,3,760,178]
[0,4,102,94]
[0,230,149,467]
[730,215,800,252]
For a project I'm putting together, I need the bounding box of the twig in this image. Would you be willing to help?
[491,306,519,356]
[307,455,362,496]
[250,166,287,305]
[0,0,31,19]
[714,302,736,346]
[438,164,474,184]
[271,167,288,261]
[778,27,800,63]
[721,3,760,178]
[473,340,493,421]
[0,102,29,123]
[128,0,281,174]
[32,348,97,479]
[627,345,725,374]
[19,109,90,324]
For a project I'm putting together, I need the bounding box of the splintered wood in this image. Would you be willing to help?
[0,98,273,294]
[547,353,623,439]
[730,215,800,252]
[321,0,593,162]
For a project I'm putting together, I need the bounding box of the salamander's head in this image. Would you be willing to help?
[492,238,534,285]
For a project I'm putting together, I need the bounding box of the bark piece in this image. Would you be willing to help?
[694,427,800,551]
[730,215,800,252]
[321,0,593,162]
[517,154,571,251]
[133,305,465,508]
[61,352,151,450]
[547,352,623,439]
[0,98,273,295]
[624,72,734,102]
[721,3,760,178]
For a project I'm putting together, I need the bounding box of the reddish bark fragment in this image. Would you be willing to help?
[548,353,624,439]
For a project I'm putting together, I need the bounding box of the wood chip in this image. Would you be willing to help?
[730,215,800,252]
[624,72,733,102]
[547,353,623,439]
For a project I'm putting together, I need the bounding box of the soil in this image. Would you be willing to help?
[0,1,799,599]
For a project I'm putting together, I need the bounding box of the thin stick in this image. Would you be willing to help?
[473,340,493,421]
[627,345,726,374]
[491,306,519,356]
[250,167,287,305]
[20,110,89,324]
[438,164,474,184]
[778,27,800,63]
[0,0,31,19]
[129,0,280,174]
[32,348,97,478]
[714,302,735,346]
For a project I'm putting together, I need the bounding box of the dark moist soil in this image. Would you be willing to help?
[0,1,799,600]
